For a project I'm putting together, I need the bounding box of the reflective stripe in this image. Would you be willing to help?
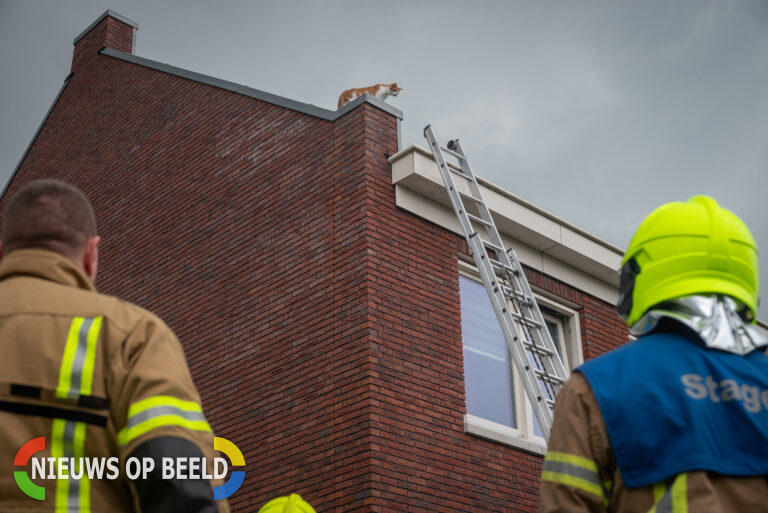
[126,395,203,417]
[56,317,86,399]
[648,474,688,513]
[545,451,599,472]
[52,419,89,512]
[672,474,688,513]
[656,486,672,513]
[542,471,605,498]
[53,316,101,512]
[117,395,211,447]
[126,405,207,428]
[542,452,606,499]
[79,317,101,396]
[543,461,602,488]
[56,317,102,399]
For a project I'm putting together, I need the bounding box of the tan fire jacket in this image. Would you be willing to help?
[0,249,229,513]
[539,372,768,513]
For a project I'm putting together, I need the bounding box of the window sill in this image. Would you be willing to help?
[463,414,546,456]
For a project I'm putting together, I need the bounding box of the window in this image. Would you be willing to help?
[459,267,582,453]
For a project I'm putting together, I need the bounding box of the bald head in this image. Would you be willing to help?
[2,179,98,259]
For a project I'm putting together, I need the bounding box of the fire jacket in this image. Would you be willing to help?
[0,249,230,513]
[540,326,768,513]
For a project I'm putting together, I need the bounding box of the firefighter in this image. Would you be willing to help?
[258,493,316,513]
[540,195,768,512]
[0,180,230,512]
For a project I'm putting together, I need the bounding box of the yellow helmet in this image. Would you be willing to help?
[257,493,316,513]
[617,195,759,326]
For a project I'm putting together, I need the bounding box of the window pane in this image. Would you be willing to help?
[545,318,561,358]
[533,315,564,438]
[460,276,516,428]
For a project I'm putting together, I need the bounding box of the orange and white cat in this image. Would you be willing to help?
[338,83,402,108]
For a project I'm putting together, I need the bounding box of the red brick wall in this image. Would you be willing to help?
[358,128,629,511]
[1,15,629,512]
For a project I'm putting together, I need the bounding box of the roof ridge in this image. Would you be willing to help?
[99,48,403,122]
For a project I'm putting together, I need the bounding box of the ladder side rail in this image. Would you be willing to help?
[507,249,569,380]
[449,140,511,264]
[467,236,555,437]
[424,126,557,439]
[451,138,566,392]
[424,127,479,239]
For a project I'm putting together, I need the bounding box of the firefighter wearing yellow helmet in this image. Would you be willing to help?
[258,493,316,513]
[540,196,768,513]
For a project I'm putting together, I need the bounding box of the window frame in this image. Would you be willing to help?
[458,260,582,453]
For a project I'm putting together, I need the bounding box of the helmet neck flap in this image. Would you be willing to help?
[631,294,768,355]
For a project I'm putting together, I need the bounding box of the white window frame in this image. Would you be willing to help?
[459,261,582,454]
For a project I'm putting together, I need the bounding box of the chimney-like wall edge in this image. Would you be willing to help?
[73,10,138,46]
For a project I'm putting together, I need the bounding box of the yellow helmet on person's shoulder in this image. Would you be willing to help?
[617,195,759,326]
[257,493,316,513]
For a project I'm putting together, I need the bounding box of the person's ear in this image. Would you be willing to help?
[82,236,100,282]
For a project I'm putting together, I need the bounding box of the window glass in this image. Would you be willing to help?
[532,313,564,438]
[459,276,516,428]
[460,272,574,443]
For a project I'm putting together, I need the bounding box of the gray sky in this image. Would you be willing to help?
[2,0,767,318]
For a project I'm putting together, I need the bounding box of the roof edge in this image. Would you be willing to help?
[335,92,403,120]
[74,10,139,46]
[1,74,73,201]
[99,48,403,122]
[389,144,625,257]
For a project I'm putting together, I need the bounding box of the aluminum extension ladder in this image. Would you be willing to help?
[424,125,568,440]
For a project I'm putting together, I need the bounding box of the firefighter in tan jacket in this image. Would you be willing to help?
[0,180,230,512]
[540,196,768,513]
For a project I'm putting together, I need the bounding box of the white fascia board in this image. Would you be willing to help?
[390,145,623,304]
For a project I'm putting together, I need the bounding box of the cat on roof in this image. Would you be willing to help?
[338,83,402,109]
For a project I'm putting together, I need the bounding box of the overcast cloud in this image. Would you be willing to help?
[1,0,767,318]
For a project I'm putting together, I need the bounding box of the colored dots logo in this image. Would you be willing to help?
[14,437,46,500]
[213,437,245,500]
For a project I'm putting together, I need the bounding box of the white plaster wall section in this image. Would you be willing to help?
[395,185,544,273]
[395,185,463,235]
[389,145,625,302]
[541,253,619,305]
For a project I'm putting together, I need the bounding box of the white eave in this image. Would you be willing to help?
[389,144,624,305]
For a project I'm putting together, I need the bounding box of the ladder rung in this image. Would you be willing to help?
[440,146,466,160]
[481,240,505,253]
[490,259,519,275]
[500,284,532,304]
[447,166,473,181]
[509,310,543,328]
[458,190,483,203]
[523,340,555,356]
[467,213,492,227]
[533,369,566,386]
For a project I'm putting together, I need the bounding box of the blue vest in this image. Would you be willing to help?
[578,330,768,488]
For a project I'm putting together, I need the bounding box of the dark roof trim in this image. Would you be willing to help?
[1,74,73,201]
[74,10,139,45]
[99,47,403,122]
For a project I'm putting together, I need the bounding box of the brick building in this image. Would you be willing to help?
[2,11,631,512]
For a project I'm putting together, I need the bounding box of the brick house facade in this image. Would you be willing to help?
[1,11,630,512]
